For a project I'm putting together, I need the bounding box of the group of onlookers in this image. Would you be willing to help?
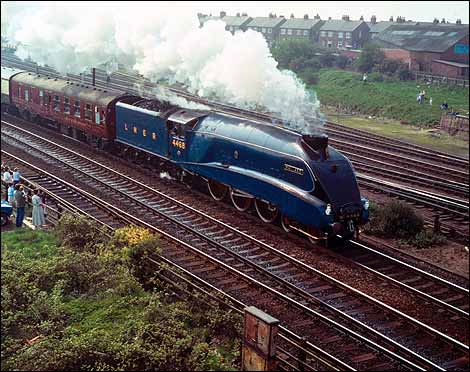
[2,164,46,229]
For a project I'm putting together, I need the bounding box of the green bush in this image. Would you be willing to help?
[367,200,424,239]
[2,219,240,371]
[368,72,384,82]
[410,230,446,249]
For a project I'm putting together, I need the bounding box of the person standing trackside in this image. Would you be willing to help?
[8,184,15,204]
[13,168,21,185]
[362,72,368,83]
[14,185,26,227]
[31,190,46,229]
[3,167,12,195]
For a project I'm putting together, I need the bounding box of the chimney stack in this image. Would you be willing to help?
[389,16,394,22]
[456,19,462,24]
[342,15,350,21]
[371,15,377,24]
[304,14,309,19]
[360,15,364,21]
[314,13,321,20]
[328,16,332,20]
[92,67,96,87]
[236,12,240,17]
[220,11,226,18]
[290,13,295,19]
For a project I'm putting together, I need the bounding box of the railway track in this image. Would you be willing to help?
[2,121,469,370]
[2,150,355,371]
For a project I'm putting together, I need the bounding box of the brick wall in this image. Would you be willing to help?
[431,61,468,78]
[440,35,469,64]
[382,48,411,66]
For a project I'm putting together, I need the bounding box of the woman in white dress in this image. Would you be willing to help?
[31,190,46,228]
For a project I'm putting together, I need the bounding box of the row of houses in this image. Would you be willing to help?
[198,12,469,79]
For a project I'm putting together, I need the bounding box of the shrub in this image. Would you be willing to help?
[299,68,320,85]
[368,72,384,82]
[397,66,413,81]
[54,214,107,254]
[410,230,446,249]
[367,201,424,239]
[335,55,350,69]
[378,58,401,76]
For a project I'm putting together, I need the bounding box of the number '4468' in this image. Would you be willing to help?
[172,139,186,149]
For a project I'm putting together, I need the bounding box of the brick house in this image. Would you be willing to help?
[198,11,252,34]
[374,23,469,78]
[318,16,370,49]
[245,16,287,46]
[279,14,324,42]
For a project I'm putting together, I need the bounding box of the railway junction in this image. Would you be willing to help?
[1,50,469,370]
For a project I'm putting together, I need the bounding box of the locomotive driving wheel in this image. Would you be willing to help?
[281,214,293,233]
[255,199,279,223]
[208,179,228,201]
[230,188,253,212]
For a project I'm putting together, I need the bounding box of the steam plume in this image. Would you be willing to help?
[2,1,324,133]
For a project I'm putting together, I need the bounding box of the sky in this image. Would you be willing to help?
[2,1,469,24]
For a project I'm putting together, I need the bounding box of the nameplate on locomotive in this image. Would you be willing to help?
[283,164,304,175]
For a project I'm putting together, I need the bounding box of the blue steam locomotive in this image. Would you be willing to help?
[3,68,369,242]
[115,99,369,242]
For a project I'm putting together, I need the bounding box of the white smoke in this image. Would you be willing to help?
[3,1,324,133]
[152,86,211,111]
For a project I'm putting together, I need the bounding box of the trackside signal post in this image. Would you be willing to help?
[242,306,279,371]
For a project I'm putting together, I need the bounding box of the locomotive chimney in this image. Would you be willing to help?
[92,67,96,86]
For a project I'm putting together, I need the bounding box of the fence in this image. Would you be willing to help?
[440,113,469,137]
[415,72,469,88]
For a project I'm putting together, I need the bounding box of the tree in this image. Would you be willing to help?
[354,43,385,73]
[271,38,327,70]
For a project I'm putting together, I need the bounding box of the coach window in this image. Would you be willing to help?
[18,85,21,97]
[100,110,105,124]
[73,101,80,117]
[53,95,60,111]
[85,103,92,120]
[39,90,44,105]
[133,126,138,134]
[124,123,128,131]
[142,129,147,137]
[64,97,70,114]
[24,88,29,102]
[152,132,157,140]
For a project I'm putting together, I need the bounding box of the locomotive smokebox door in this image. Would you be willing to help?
[242,306,279,371]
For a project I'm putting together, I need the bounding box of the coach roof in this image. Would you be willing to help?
[12,72,124,106]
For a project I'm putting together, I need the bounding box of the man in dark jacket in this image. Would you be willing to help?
[14,185,26,227]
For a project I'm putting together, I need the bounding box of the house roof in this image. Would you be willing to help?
[246,17,286,28]
[374,24,469,53]
[433,59,469,68]
[320,20,367,32]
[279,18,323,30]
[202,15,252,27]
[367,21,414,33]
